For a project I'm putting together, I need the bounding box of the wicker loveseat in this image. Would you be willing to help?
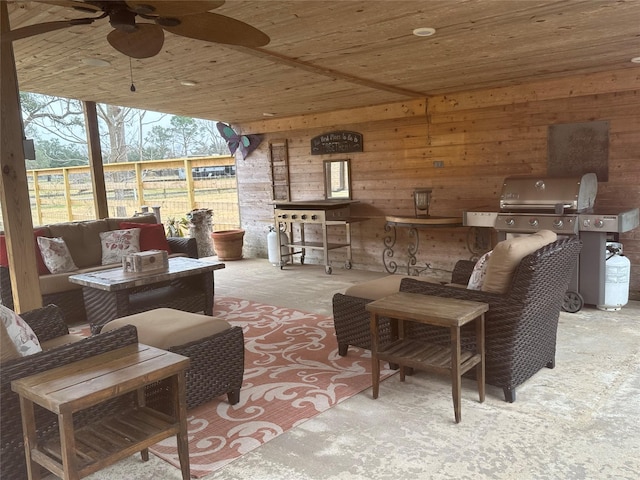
[333,236,582,402]
[0,213,197,326]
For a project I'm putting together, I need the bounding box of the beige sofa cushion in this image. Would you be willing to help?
[106,213,157,231]
[344,275,436,301]
[101,308,231,350]
[48,219,109,268]
[481,230,557,294]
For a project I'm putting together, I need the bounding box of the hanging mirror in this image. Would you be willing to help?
[323,159,351,200]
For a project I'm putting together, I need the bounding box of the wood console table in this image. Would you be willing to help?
[383,216,463,275]
[11,344,190,480]
[366,292,488,423]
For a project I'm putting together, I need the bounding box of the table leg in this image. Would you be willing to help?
[58,412,79,479]
[370,312,380,399]
[476,313,486,403]
[86,289,129,334]
[171,372,191,480]
[451,326,462,423]
[18,396,41,480]
[200,271,214,316]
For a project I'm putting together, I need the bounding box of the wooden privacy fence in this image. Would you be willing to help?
[0,156,239,232]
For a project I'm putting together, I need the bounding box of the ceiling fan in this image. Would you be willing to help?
[7,0,270,58]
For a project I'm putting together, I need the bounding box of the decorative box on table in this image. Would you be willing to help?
[122,250,169,273]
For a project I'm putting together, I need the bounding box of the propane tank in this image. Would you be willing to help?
[597,242,631,311]
[267,226,289,266]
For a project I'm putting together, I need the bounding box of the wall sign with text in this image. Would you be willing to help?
[311,131,363,155]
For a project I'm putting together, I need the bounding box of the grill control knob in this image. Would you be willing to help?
[553,219,564,228]
[311,215,318,220]
[594,218,604,228]
[529,218,539,227]
[582,218,591,228]
[281,214,288,219]
[505,217,515,226]
[301,214,307,219]
[291,214,298,219]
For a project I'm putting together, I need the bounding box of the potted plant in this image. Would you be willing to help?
[165,216,189,237]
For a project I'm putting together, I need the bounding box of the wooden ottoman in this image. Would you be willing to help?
[102,308,244,410]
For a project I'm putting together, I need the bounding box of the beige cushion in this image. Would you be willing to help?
[41,334,84,351]
[48,219,109,268]
[101,308,232,350]
[481,230,557,294]
[344,275,435,301]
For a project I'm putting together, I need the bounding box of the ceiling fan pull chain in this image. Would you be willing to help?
[129,58,136,93]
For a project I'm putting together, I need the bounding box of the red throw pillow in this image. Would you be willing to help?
[118,222,171,253]
[0,228,51,275]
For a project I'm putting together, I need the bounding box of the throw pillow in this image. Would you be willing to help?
[100,228,141,265]
[37,236,79,274]
[481,230,558,294]
[0,304,42,359]
[467,250,493,290]
[119,222,171,253]
[0,228,51,275]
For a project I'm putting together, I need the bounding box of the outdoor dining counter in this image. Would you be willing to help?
[383,215,464,275]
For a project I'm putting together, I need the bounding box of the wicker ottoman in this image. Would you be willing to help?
[102,308,244,409]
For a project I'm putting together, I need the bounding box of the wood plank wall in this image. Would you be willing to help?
[236,69,640,299]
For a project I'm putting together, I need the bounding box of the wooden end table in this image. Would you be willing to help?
[366,292,488,423]
[11,344,190,480]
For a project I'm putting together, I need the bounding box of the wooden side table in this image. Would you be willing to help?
[366,292,488,423]
[11,344,190,480]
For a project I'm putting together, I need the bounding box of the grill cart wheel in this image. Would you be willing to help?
[563,291,584,313]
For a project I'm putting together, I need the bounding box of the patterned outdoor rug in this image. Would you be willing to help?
[137,296,393,478]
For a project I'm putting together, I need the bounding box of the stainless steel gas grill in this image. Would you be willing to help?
[464,173,639,312]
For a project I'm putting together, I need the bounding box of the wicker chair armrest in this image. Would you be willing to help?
[451,260,476,285]
[168,237,199,258]
[20,304,69,342]
[400,277,508,306]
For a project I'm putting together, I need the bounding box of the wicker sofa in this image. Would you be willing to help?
[333,236,582,402]
[0,213,197,325]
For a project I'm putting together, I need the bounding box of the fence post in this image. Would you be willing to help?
[135,162,144,209]
[32,171,43,226]
[183,158,196,211]
[62,168,72,221]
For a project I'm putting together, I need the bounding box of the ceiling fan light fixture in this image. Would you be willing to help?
[413,27,436,37]
[109,9,138,33]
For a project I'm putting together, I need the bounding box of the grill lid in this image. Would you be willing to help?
[499,173,597,213]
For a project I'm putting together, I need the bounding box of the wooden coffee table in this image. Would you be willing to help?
[366,292,488,423]
[69,257,225,334]
[11,344,190,480]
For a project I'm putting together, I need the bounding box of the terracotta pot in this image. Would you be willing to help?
[211,229,245,261]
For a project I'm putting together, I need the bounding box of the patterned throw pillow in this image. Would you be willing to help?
[37,236,79,274]
[0,304,42,359]
[100,228,141,265]
[467,250,493,290]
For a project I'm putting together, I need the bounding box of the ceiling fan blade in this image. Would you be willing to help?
[161,12,269,48]
[126,1,225,17]
[6,18,95,41]
[107,23,165,58]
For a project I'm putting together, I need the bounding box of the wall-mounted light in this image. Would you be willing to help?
[413,188,432,218]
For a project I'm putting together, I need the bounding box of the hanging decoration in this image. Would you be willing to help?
[216,122,262,159]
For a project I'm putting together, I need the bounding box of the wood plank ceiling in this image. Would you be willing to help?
[5,0,640,124]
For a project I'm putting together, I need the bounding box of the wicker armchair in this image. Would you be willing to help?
[333,236,582,402]
[1,305,140,479]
